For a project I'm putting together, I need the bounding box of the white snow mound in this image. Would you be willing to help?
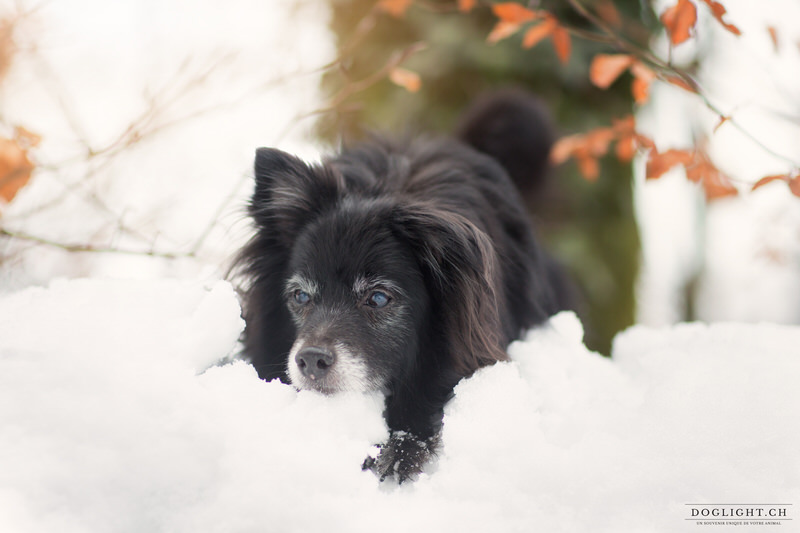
[0,279,798,533]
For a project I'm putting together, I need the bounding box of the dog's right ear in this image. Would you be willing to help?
[250,147,344,243]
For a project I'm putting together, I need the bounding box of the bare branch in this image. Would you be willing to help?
[0,227,194,260]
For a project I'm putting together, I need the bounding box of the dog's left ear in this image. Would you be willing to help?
[392,203,508,376]
[251,147,344,244]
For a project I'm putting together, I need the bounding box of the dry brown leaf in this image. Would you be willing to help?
[789,176,800,197]
[487,21,521,44]
[767,26,779,52]
[692,162,738,199]
[646,148,694,179]
[0,136,34,203]
[389,67,421,93]
[660,0,697,45]
[378,0,413,17]
[576,154,600,181]
[698,0,741,36]
[595,0,622,28]
[522,19,555,49]
[550,24,572,64]
[612,115,636,135]
[615,135,636,162]
[584,128,615,157]
[0,18,15,84]
[550,134,583,165]
[492,2,541,24]
[751,174,789,191]
[630,62,656,104]
[636,135,656,151]
[458,0,476,13]
[552,118,650,179]
[631,77,650,104]
[681,150,737,199]
[589,54,635,89]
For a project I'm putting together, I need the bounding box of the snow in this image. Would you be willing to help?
[1,279,798,532]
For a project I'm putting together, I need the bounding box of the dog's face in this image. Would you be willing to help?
[249,147,506,395]
[283,206,429,394]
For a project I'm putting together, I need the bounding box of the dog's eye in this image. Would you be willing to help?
[367,291,390,309]
[294,290,311,305]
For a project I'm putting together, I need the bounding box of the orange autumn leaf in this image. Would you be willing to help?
[660,0,697,45]
[487,21,521,44]
[584,127,615,157]
[0,136,35,203]
[552,117,650,179]
[492,2,540,24]
[522,19,555,49]
[389,67,421,93]
[634,133,656,150]
[378,0,413,17]
[789,176,800,197]
[458,0,476,13]
[751,174,789,191]
[589,54,635,89]
[610,116,647,162]
[615,135,636,162]
[552,127,615,163]
[703,174,738,199]
[550,24,571,64]
[576,153,600,181]
[698,0,741,36]
[681,150,737,200]
[550,134,583,165]
[611,114,636,135]
[630,61,656,104]
[595,0,622,28]
[767,26,779,52]
[551,126,615,181]
[646,148,694,179]
[690,161,738,199]
[631,76,650,104]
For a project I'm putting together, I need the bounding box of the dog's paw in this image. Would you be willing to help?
[361,431,438,483]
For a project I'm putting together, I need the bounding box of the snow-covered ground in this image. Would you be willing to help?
[1,279,797,532]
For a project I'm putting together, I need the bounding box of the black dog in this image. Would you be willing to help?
[235,90,571,482]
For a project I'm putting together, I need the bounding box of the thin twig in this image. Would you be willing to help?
[0,228,193,259]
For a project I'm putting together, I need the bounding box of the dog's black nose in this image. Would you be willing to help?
[295,347,335,381]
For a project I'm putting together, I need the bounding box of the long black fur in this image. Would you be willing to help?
[234,90,571,482]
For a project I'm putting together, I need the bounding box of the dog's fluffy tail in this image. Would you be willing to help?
[456,88,555,195]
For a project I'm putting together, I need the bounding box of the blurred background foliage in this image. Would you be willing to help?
[316,0,660,354]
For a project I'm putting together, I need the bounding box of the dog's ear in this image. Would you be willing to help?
[251,147,343,243]
[393,204,508,375]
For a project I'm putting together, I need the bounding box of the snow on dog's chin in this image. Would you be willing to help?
[287,340,380,394]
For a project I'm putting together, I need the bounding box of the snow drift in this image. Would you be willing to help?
[0,279,798,532]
